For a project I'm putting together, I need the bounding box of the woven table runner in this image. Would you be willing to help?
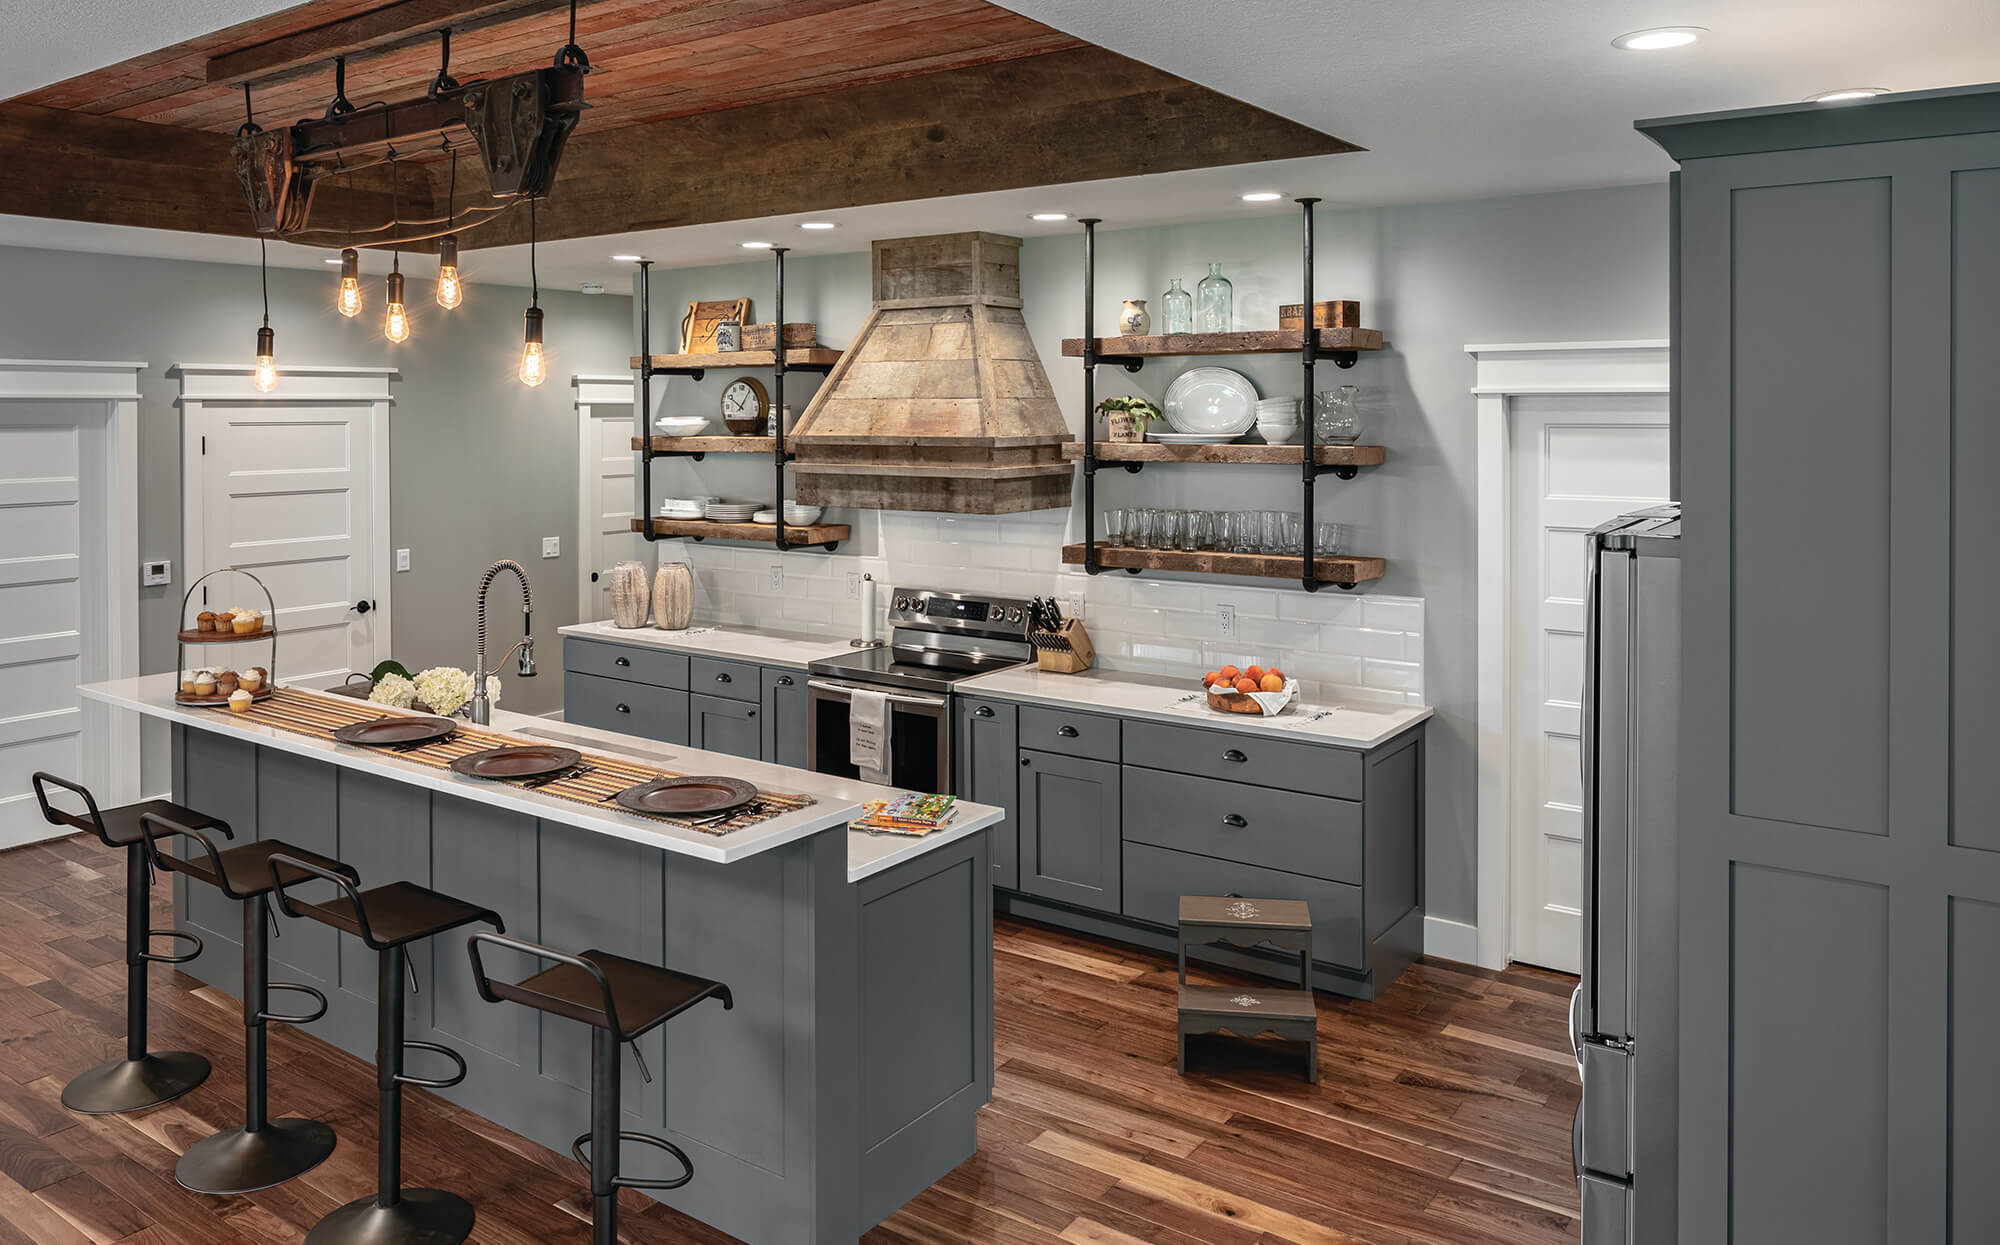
[224,687,816,836]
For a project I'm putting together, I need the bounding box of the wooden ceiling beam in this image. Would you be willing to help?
[453,45,1359,248]
[205,0,571,88]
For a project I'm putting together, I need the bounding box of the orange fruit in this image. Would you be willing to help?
[1245,665,1266,682]
[1219,665,1240,681]
[1259,672,1284,693]
[1233,677,1259,695]
[1268,667,1286,683]
[1201,671,1221,687]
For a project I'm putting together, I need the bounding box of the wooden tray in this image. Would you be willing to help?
[177,626,275,643]
[176,685,277,707]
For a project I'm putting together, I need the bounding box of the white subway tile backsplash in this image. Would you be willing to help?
[1199,585,1278,619]
[1275,592,1365,625]
[1362,598,1425,634]
[1360,657,1423,693]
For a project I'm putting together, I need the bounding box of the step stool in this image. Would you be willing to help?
[1176,895,1318,1083]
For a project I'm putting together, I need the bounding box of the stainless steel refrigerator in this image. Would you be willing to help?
[1574,504,1680,1245]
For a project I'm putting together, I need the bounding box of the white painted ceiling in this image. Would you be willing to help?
[3,0,1997,290]
[0,0,295,99]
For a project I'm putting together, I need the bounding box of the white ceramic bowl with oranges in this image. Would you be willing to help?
[1200,663,1298,715]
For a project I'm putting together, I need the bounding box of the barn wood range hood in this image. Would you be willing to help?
[789,232,1072,514]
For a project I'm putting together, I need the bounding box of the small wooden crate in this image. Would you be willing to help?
[1277,300,1361,330]
[743,321,818,351]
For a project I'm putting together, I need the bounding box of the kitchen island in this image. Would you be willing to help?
[78,677,1001,1245]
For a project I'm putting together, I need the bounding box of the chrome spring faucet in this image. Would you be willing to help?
[473,559,535,725]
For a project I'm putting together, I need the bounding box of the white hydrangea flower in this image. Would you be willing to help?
[368,671,418,709]
[413,666,475,715]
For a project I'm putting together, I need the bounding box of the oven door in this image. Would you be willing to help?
[806,678,952,793]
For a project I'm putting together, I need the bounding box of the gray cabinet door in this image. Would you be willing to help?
[954,697,1019,889]
[691,692,760,761]
[1651,110,2000,1244]
[760,667,807,769]
[566,670,688,745]
[1017,749,1119,913]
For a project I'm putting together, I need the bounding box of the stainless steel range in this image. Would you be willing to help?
[805,587,1037,790]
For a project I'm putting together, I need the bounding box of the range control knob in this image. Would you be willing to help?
[894,597,910,610]
[1007,607,1024,623]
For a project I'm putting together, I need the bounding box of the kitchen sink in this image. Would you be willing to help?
[515,723,681,767]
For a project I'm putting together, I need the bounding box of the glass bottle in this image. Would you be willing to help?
[1195,263,1232,332]
[1160,277,1193,335]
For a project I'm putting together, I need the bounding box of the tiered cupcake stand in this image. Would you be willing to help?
[175,568,279,707]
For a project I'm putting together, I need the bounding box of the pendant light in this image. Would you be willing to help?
[336,247,363,317]
[253,237,278,392]
[436,153,464,309]
[519,197,545,386]
[384,255,411,343]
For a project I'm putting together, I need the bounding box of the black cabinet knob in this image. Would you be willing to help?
[590,571,600,583]
[1020,756,1031,767]
[615,704,630,714]
[747,710,757,719]
[1222,749,1247,763]
[974,705,994,718]
[615,657,630,667]
[777,675,793,686]
[1057,725,1079,738]
[1221,813,1248,828]
[716,672,732,683]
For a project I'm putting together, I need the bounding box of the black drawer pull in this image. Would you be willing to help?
[1221,813,1248,828]
[1021,756,1031,767]
[974,705,995,718]
[776,675,793,686]
[615,656,631,667]
[616,704,631,714]
[715,672,732,683]
[1057,725,1079,738]
[747,710,756,719]
[1222,748,1247,763]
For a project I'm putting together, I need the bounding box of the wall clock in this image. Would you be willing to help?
[720,376,770,432]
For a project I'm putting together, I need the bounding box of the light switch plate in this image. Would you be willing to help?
[141,559,172,587]
[542,537,561,559]
[395,549,411,573]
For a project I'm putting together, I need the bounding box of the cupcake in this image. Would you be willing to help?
[215,671,240,694]
[239,669,263,692]
[248,666,269,684]
[228,688,253,714]
[180,674,197,695]
[196,610,218,633]
[193,670,217,697]
[233,608,261,635]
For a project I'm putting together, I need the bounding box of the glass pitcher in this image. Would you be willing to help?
[1313,384,1363,444]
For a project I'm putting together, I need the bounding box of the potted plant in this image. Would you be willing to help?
[1096,395,1163,443]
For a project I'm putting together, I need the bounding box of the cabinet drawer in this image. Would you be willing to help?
[1123,719,1361,799]
[1122,768,1362,884]
[1018,705,1121,763]
[565,671,689,745]
[564,638,689,691]
[691,656,759,702]
[1122,842,1364,968]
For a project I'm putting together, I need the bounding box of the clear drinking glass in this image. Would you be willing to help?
[1234,511,1261,554]
[1260,511,1284,554]
[1102,509,1127,546]
[1161,277,1193,335]
[1158,509,1186,552]
[1316,521,1347,555]
[1186,511,1213,551]
[1135,508,1161,550]
[1196,263,1233,333]
[1281,513,1303,555]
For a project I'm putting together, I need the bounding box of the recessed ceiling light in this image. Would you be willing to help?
[799,221,837,230]
[1612,26,1705,51]
[1808,87,1888,103]
[741,241,774,249]
[1029,212,1069,222]
[610,253,645,262]
[324,257,345,265]
[1240,191,1284,202]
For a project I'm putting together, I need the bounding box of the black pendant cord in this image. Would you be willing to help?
[260,238,270,329]
[555,0,591,71]
[529,198,539,310]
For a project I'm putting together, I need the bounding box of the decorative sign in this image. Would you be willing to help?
[681,298,752,354]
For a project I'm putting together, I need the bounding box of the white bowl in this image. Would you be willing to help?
[1256,420,1300,445]
[654,416,709,437]
[782,504,825,525]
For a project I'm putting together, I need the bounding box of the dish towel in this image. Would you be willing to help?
[849,688,892,784]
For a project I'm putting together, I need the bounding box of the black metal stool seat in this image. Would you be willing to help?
[31,773,219,1115]
[138,812,355,1195]
[468,934,731,1245]
[271,857,502,1245]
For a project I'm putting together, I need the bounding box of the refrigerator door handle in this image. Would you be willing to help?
[1569,983,1585,1073]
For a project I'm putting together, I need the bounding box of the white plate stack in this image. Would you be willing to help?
[705,501,762,523]
[1255,396,1301,445]
[659,495,715,520]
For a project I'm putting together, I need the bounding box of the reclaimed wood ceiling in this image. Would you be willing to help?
[0,0,1359,247]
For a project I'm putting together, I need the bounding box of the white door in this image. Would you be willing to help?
[0,403,107,845]
[182,366,392,689]
[575,378,642,624]
[1508,395,1669,972]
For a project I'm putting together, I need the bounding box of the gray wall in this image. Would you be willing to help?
[0,244,635,726]
[634,183,1670,928]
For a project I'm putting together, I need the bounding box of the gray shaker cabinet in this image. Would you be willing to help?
[761,668,808,770]
[1640,84,2000,1243]
[954,696,1020,889]
[1017,749,1121,914]
[690,692,761,761]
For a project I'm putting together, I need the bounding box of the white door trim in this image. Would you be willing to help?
[171,363,397,670]
[0,359,143,832]
[574,372,638,621]
[1468,340,1670,971]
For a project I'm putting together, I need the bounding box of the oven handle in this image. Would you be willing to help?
[806,678,950,710]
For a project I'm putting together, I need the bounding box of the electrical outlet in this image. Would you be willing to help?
[140,559,172,587]
[395,548,411,573]
[769,564,784,592]
[1217,604,1237,637]
[542,536,561,559]
[1067,589,1086,619]
[844,572,861,601]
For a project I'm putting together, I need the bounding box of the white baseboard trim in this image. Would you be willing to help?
[0,824,75,852]
[1423,916,1484,967]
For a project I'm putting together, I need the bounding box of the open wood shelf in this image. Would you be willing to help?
[631,518,850,548]
[633,435,781,454]
[1061,441,1385,467]
[629,348,843,373]
[1061,542,1386,588]
[1060,328,1383,360]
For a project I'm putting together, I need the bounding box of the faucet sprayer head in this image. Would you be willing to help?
[518,636,537,678]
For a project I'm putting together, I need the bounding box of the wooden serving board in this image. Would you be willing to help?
[177,626,274,643]
[680,298,751,353]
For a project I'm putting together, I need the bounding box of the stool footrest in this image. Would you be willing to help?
[394,1040,468,1090]
[256,981,328,1026]
[142,927,205,965]
[570,1129,693,1191]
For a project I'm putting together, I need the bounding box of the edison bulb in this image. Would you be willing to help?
[384,301,410,343]
[436,267,463,310]
[336,248,363,318]
[519,340,546,387]
[254,355,278,391]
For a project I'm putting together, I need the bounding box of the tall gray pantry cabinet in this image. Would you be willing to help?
[1640,83,2000,1243]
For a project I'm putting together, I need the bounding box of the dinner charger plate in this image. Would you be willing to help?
[449,745,582,781]
[1163,366,1259,435]
[332,716,459,747]
[615,775,759,817]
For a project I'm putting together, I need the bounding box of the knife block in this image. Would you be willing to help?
[1032,620,1095,673]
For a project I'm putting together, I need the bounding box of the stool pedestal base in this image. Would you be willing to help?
[177,1117,336,1194]
[304,1190,475,1245]
[61,1050,210,1115]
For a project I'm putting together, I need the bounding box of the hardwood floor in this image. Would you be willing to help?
[0,835,1580,1244]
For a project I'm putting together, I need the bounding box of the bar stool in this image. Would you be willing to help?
[267,855,502,1245]
[467,933,731,1245]
[30,773,221,1114]
[137,811,353,1194]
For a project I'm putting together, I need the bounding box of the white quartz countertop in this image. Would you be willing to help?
[558,620,859,670]
[958,665,1431,750]
[80,677,998,882]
